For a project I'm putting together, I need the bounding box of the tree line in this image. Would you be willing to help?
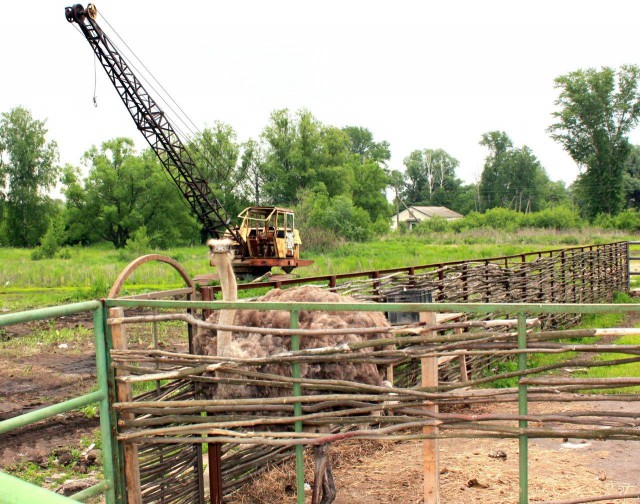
[1,65,640,256]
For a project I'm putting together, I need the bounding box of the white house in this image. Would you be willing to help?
[390,205,463,230]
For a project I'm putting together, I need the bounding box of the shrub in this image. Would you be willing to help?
[118,226,152,261]
[31,215,67,260]
[30,247,46,261]
[481,208,523,231]
[593,213,615,229]
[523,206,584,230]
[309,194,372,242]
[301,226,345,253]
[559,235,580,245]
[414,215,450,234]
[56,246,74,259]
[371,217,391,236]
[613,209,640,231]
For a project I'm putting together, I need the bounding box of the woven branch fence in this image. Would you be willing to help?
[110,314,640,503]
[203,242,629,308]
[109,241,633,503]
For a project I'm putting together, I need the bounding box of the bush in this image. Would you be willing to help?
[56,246,74,259]
[371,217,391,236]
[613,209,640,231]
[523,206,584,230]
[559,235,580,245]
[30,215,68,261]
[301,226,345,253]
[308,194,372,242]
[446,206,587,233]
[118,226,152,261]
[481,208,523,231]
[30,247,46,261]
[414,215,450,234]
[593,213,615,229]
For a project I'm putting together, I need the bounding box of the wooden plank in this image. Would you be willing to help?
[200,288,223,504]
[455,327,468,382]
[110,307,142,504]
[121,287,195,300]
[421,310,439,504]
[436,355,459,365]
[435,312,464,323]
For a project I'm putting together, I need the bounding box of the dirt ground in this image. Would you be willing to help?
[226,400,640,504]
[0,315,99,467]
[2,312,640,503]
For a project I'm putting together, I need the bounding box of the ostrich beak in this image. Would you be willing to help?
[207,238,235,255]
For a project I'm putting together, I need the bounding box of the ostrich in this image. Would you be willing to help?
[193,238,391,504]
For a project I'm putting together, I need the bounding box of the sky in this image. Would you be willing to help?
[2,0,640,191]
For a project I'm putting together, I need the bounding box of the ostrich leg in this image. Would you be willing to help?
[312,444,327,504]
[312,443,336,504]
[321,448,336,504]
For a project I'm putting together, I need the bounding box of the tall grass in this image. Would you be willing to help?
[0,227,636,309]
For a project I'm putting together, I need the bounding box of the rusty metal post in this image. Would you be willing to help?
[200,287,223,504]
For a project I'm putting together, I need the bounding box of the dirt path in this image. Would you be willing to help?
[228,400,640,504]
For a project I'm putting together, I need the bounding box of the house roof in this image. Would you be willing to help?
[396,206,463,220]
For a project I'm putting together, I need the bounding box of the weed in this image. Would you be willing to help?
[5,429,103,489]
[484,360,519,388]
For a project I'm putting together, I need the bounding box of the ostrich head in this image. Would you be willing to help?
[207,238,235,268]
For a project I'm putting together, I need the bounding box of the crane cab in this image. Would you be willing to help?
[226,206,312,278]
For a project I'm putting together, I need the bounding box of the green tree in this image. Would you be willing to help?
[351,160,392,222]
[189,122,246,219]
[402,148,462,208]
[479,131,551,212]
[623,144,640,208]
[239,138,266,205]
[261,110,392,232]
[548,65,640,217]
[388,169,405,228]
[63,138,200,248]
[0,107,59,246]
[261,109,324,204]
[342,126,391,165]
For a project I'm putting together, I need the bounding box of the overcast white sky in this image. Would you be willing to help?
[2,0,640,189]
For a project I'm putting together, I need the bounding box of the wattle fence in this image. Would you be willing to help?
[0,241,634,504]
[203,241,629,308]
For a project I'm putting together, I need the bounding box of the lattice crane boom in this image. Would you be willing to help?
[65,3,243,246]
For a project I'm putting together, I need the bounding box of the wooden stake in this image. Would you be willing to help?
[110,307,142,504]
[421,310,439,504]
[455,327,468,382]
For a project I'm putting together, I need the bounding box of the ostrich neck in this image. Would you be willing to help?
[214,253,237,354]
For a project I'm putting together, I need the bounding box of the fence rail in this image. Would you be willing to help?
[204,241,629,304]
[0,301,117,504]
[106,297,640,504]
[0,241,634,504]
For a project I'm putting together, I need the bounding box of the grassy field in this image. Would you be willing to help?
[0,227,637,311]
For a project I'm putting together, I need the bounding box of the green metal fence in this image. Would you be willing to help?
[107,297,640,504]
[3,297,640,504]
[0,301,118,504]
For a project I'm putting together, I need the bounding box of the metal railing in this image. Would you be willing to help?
[107,297,640,504]
[0,240,637,504]
[0,301,117,504]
